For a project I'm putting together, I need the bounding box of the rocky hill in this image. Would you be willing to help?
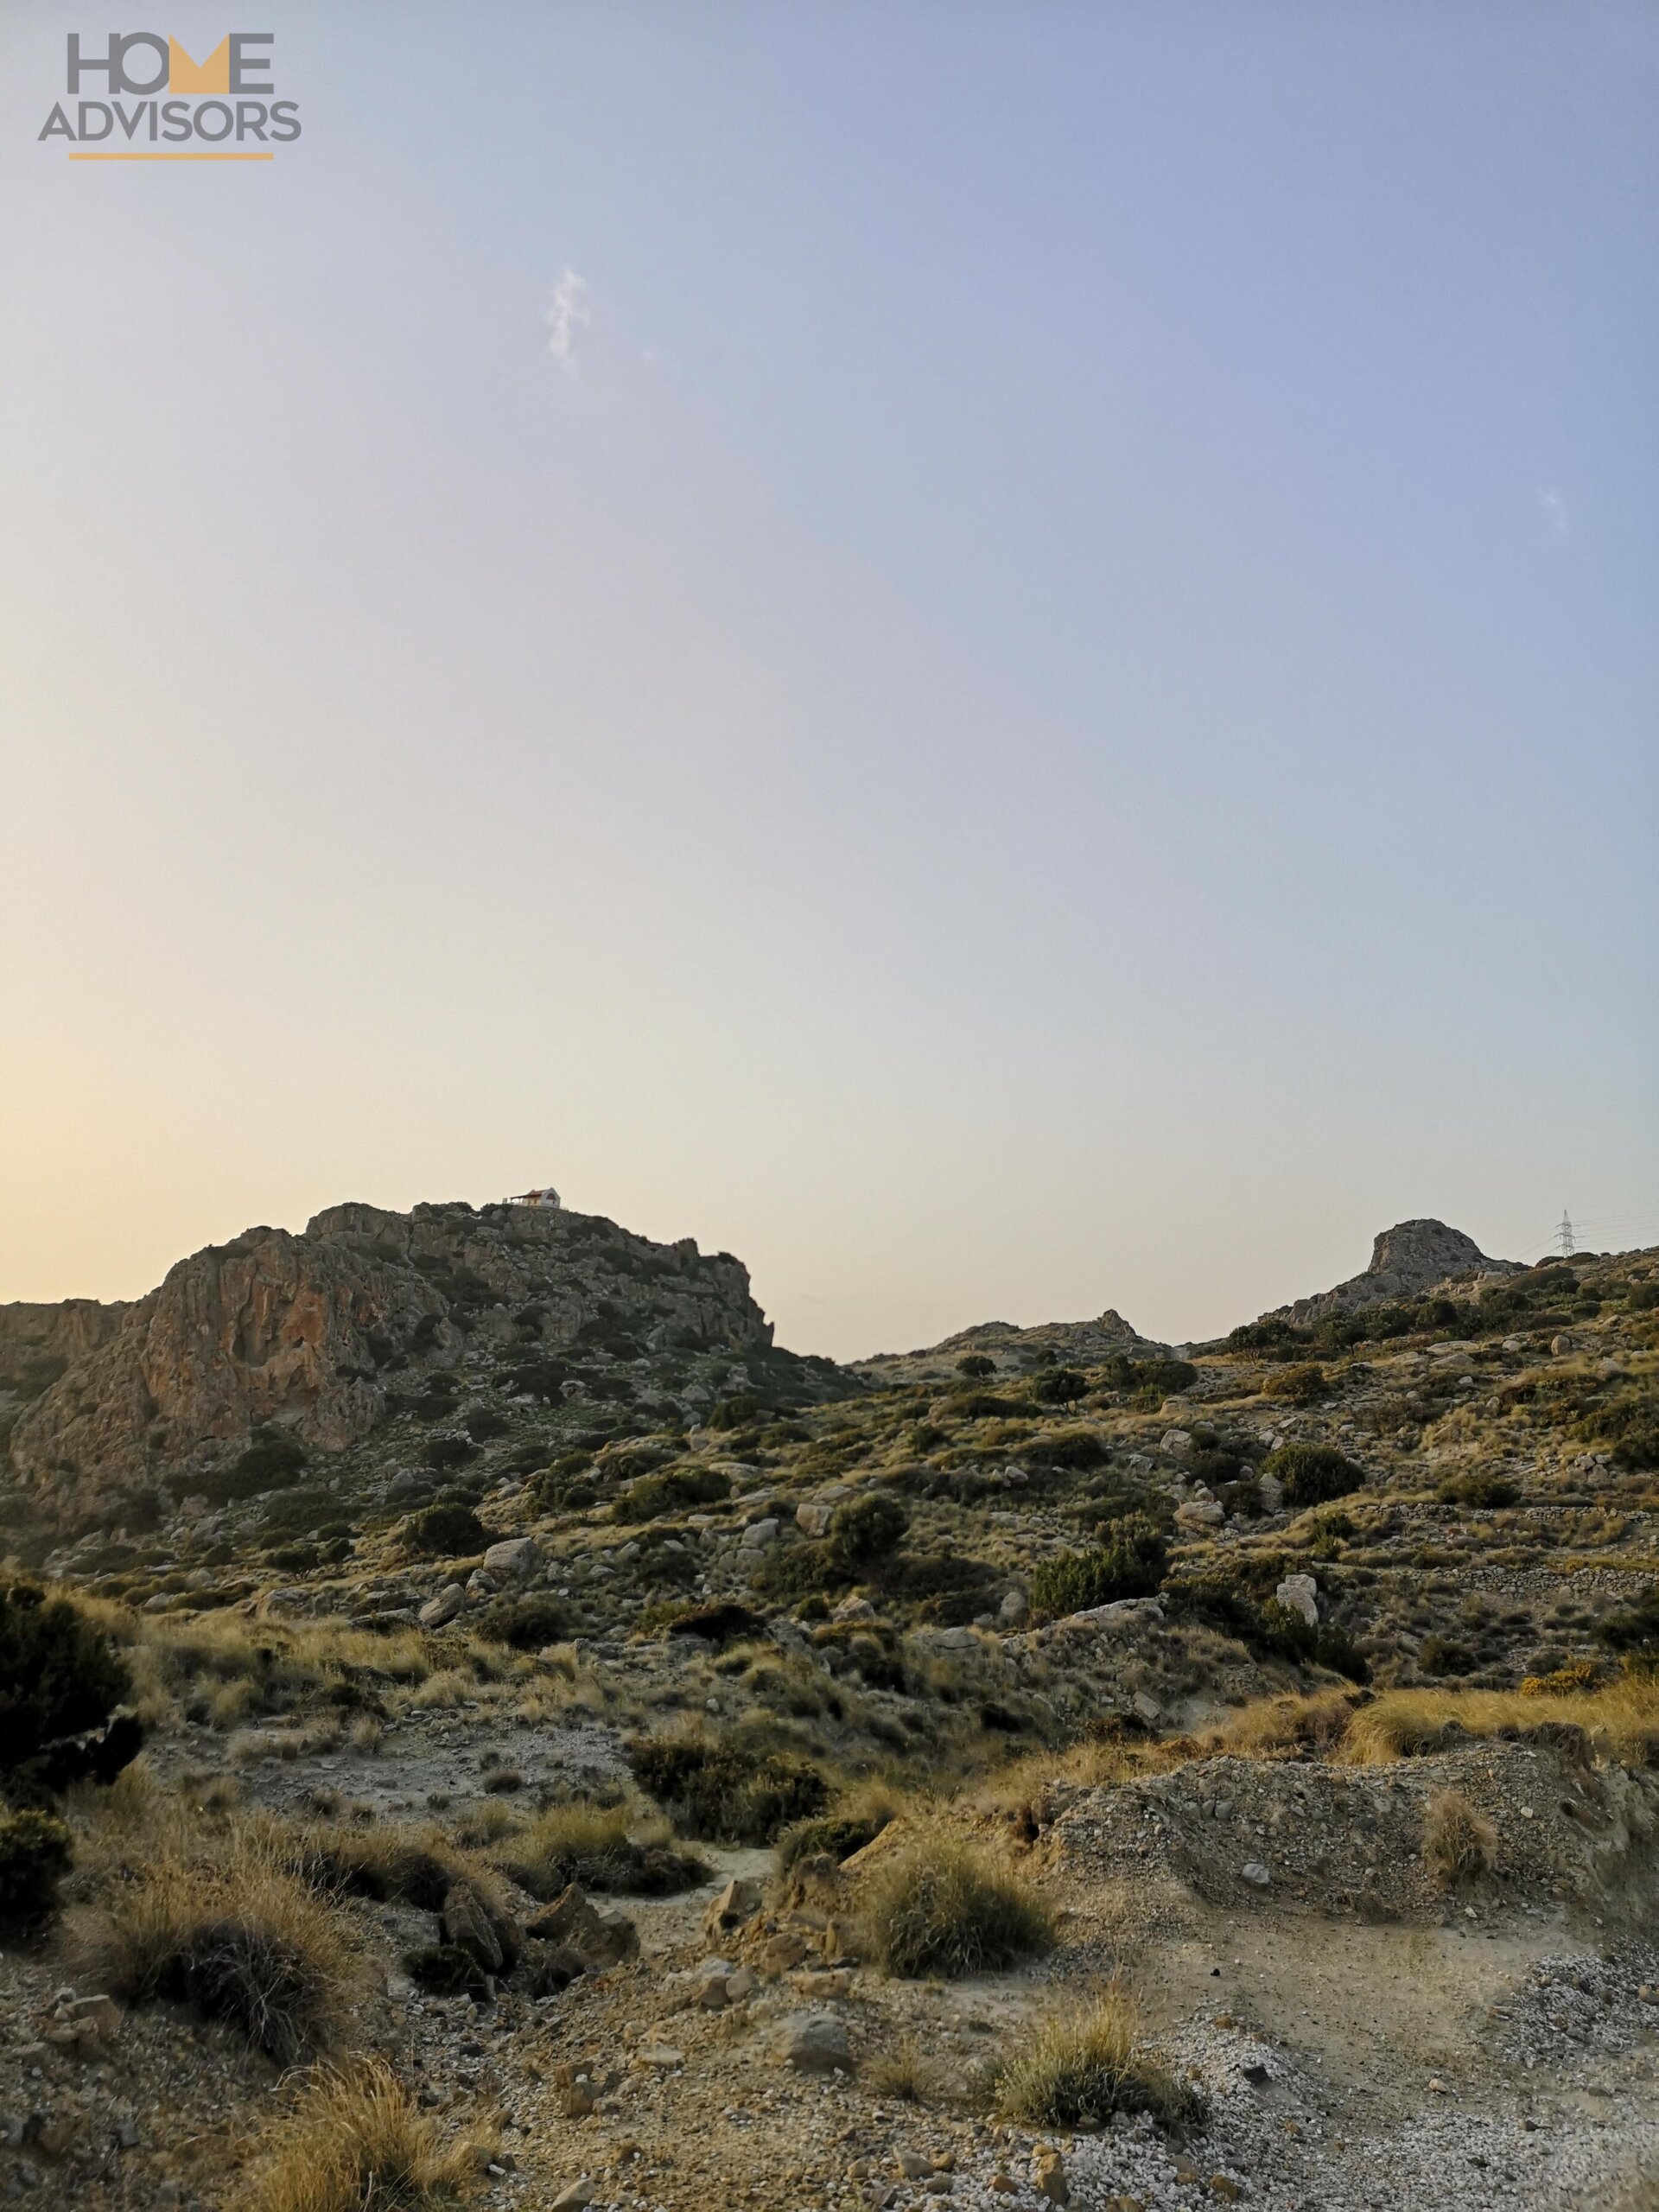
[2,1217,1657,2212]
[1262,1217,1522,1329]
[855,1306,1166,1385]
[4,1199,846,1529]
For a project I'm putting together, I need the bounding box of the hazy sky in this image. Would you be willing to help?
[2,2,1655,1358]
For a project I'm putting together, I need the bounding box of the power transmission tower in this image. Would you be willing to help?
[1555,1210,1576,1257]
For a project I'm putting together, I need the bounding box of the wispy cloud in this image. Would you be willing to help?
[1540,486,1569,538]
[545,268,589,376]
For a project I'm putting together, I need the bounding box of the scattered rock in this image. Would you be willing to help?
[777,2011,853,2072]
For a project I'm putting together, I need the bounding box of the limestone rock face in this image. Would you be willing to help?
[1268,1219,1522,1329]
[0,1300,130,1389]
[8,1198,775,1523]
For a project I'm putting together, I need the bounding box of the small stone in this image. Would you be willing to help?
[897,2152,932,2179]
[550,2181,593,2212]
[1210,2179,1244,2203]
[1033,2145,1070,2204]
[704,1876,764,1940]
[1240,1861,1272,1888]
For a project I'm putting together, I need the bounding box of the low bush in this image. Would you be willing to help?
[1264,1363,1329,1405]
[0,1808,73,1930]
[1262,1443,1363,1508]
[955,1354,995,1378]
[776,1802,895,1875]
[498,1799,706,1899]
[1438,1471,1519,1509]
[472,1593,569,1650]
[659,1601,764,1648]
[401,1942,491,1999]
[1419,1634,1478,1678]
[0,1580,141,1798]
[626,1734,828,1845]
[993,1984,1198,2129]
[828,1491,909,1564]
[1029,1516,1166,1622]
[1024,1427,1110,1471]
[245,2057,477,2212]
[423,1434,480,1474]
[613,1465,731,1522]
[861,1835,1052,1979]
[404,1503,487,1556]
[183,1427,309,1504]
[460,1406,509,1442]
[1422,1790,1497,1889]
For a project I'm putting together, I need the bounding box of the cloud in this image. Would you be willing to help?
[545,268,590,375]
[1539,487,1569,537]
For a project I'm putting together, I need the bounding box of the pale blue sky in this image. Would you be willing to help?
[1,2,1654,1355]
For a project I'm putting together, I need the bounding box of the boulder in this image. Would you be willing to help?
[703,1876,763,1941]
[525,1883,638,1969]
[1255,1471,1285,1514]
[777,2010,853,2072]
[419,1583,467,1629]
[1033,2147,1071,2205]
[442,1880,504,1973]
[482,1537,537,1581]
[1274,1573,1319,1627]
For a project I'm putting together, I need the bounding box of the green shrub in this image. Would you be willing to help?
[422,1433,480,1473]
[861,1837,1052,1978]
[776,1808,893,1873]
[0,1581,140,1798]
[1031,1367,1088,1406]
[183,1427,308,1503]
[0,1808,73,1929]
[705,1394,760,1431]
[460,1406,509,1442]
[404,1503,486,1556]
[1580,1386,1659,1471]
[828,1491,909,1564]
[658,1601,764,1648]
[1024,1427,1109,1471]
[1265,1363,1329,1405]
[1262,1444,1363,1507]
[1029,1517,1166,1622]
[613,1465,731,1522]
[1438,1471,1518,1509]
[955,1354,995,1378]
[499,1800,707,1900]
[626,1734,828,1844]
[1420,1635,1478,1677]
[473,1593,569,1649]
[401,1942,489,1998]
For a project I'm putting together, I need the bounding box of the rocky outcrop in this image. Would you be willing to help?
[1268,1218,1522,1328]
[0,1300,130,1392]
[7,1199,775,1522]
[853,1306,1165,1383]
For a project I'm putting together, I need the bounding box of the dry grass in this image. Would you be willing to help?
[1338,1680,1659,1768]
[75,1831,362,2063]
[495,1796,704,1899]
[863,2035,942,2104]
[1423,1789,1497,1889]
[245,2059,479,2212]
[860,1833,1053,1979]
[1207,1688,1364,1762]
[993,1982,1198,2129]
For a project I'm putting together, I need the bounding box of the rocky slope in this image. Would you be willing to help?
[855,1307,1166,1386]
[3,1220,1658,2212]
[4,1200,830,1528]
[1264,1217,1523,1329]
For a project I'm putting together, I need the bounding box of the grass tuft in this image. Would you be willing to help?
[1422,1789,1497,1889]
[245,2058,478,2212]
[860,1834,1052,1979]
[993,1984,1199,2130]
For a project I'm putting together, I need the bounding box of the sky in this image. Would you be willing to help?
[0,1,1655,1359]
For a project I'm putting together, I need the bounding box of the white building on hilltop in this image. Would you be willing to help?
[505,1185,562,1210]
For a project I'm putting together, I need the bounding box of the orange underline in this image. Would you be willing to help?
[68,150,276,162]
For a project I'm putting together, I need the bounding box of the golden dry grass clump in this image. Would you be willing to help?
[1422,1789,1498,1890]
[993,1982,1198,2130]
[860,1833,1053,1979]
[76,1830,362,2063]
[245,2059,479,2212]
